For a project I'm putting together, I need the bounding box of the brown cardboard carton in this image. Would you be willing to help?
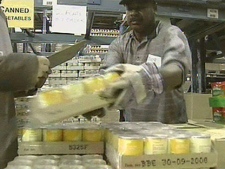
[184,93,212,120]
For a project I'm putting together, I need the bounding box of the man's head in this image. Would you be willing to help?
[120,0,156,35]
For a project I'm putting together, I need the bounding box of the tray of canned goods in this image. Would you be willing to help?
[103,122,217,169]
[18,123,105,155]
[29,72,120,124]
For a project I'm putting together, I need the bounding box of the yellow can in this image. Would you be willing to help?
[168,134,190,154]
[111,130,129,151]
[63,126,82,142]
[22,127,42,142]
[118,134,144,156]
[38,89,70,107]
[190,133,211,153]
[144,135,168,155]
[103,72,120,85]
[82,77,107,94]
[43,127,63,142]
[82,126,104,142]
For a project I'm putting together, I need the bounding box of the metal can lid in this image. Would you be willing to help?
[118,133,144,140]
[62,125,83,130]
[145,133,168,139]
[191,133,211,139]
[169,134,191,139]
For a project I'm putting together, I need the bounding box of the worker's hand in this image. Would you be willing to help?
[100,64,147,109]
[101,63,164,109]
[82,108,106,121]
[36,56,51,88]
[101,72,137,109]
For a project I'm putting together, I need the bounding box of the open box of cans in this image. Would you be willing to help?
[18,123,105,155]
[103,122,218,169]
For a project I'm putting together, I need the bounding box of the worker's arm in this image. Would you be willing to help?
[159,62,183,91]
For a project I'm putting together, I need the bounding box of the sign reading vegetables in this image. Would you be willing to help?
[1,0,34,28]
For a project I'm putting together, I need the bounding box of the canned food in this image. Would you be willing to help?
[82,154,103,160]
[59,159,82,166]
[212,108,225,124]
[61,155,82,160]
[190,133,211,153]
[7,159,33,166]
[144,135,168,154]
[168,134,190,154]
[103,72,120,85]
[211,81,225,97]
[59,165,85,169]
[62,82,85,99]
[14,155,38,161]
[32,165,59,169]
[82,126,104,142]
[63,126,82,141]
[83,77,106,94]
[118,134,144,156]
[83,159,106,165]
[21,128,42,142]
[33,159,58,166]
[37,155,60,160]
[43,127,63,142]
[5,166,32,169]
[38,89,70,107]
[85,165,112,169]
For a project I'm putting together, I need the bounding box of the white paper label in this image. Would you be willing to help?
[147,54,161,68]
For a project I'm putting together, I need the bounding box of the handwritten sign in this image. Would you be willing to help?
[1,0,34,28]
[51,5,87,35]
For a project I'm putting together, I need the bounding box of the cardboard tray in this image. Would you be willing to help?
[18,141,104,155]
[106,144,218,169]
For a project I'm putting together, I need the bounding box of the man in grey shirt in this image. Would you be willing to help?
[102,0,192,123]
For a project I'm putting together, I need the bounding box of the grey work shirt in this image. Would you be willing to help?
[104,21,192,124]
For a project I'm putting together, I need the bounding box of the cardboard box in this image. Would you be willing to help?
[213,138,225,168]
[106,144,217,169]
[18,142,104,155]
[184,93,212,120]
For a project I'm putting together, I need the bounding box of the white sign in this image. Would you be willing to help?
[51,5,87,35]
